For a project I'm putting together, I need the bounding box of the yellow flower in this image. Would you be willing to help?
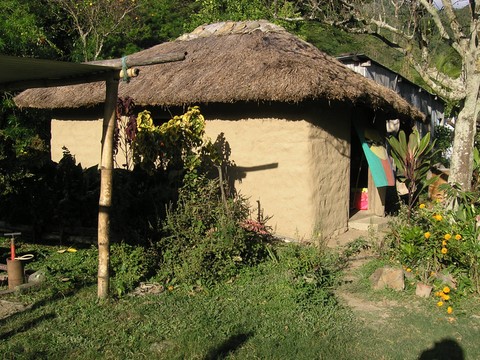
[441,247,448,254]
[442,294,450,301]
[444,234,452,240]
[419,203,426,209]
[406,268,412,272]
[437,301,444,307]
[447,306,453,314]
[167,285,174,291]
[424,232,431,239]
[455,234,462,240]
[434,214,443,221]
[442,240,447,246]
[443,286,450,294]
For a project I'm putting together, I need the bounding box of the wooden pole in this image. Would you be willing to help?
[88,52,187,68]
[97,73,119,299]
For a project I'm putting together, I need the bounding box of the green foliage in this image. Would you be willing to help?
[298,22,362,56]
[191,0,269,27]
[189,0,299,31]
[48,0,139,61]
[0,0,54,57]
[388,129,437,218]
[105,0,197,56]
[39,246,98,295]
[472,147,480,192]
[386,201,480,294]
[280,243,339,307]
[432,125,453,167]
[0,97,56,235]
[110,242,156,297]
[0,239,374,360]
[132,107,217,177]
[156,177,272,286]
[341,236,371,259]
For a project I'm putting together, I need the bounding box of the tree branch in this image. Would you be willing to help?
[369,18,414,42]
[441,0,466,42]
[418,0,452,42]
[411,61,466,101]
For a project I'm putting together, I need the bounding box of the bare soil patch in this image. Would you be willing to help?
[0,299,29,320]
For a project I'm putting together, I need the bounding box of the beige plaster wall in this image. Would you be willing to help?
[206,113,350,240]
[51,118,131,169]
[51,107,352,240]
[307,108,351,240]
[51,119,103,168]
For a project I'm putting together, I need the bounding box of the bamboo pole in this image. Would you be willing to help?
[97,73,119,299]
[88,52,187,68]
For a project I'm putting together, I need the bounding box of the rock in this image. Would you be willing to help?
[370,266,404,291]
[28,270,46,283]
[404,270,415,280]
[130,282,165,296]
[435,273,457,290]
[416,283,433,298]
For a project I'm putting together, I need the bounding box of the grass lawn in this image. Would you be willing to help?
[1,239,480,359]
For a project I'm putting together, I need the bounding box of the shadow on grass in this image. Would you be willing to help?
[0,279,96,327]
[0,312,56,340]
[418,338,464,360]
[204,332,254,360]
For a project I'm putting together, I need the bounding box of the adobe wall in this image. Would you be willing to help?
[50,103,352,240]
[51,118,130,169]
[205,106,351,240]
[307,106,351,240]
[51,119,103,168]
[205,118,314,240]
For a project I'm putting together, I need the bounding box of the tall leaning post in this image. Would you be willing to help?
[97,73,119,299]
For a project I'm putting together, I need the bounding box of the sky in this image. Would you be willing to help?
[433,0,470,9]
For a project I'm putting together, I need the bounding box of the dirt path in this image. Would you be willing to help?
[328,228,403,326]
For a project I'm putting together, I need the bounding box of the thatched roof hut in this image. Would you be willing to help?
[15,20,423,122]
[15,21,424,240]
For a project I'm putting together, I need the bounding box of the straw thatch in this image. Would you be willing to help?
[15,20,424,121]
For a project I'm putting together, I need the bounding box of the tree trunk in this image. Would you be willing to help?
[449,68,480,190]
[97,74,119,299]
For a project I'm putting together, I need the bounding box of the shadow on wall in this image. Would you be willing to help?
[212,133,278,196]
[418,338,464,360]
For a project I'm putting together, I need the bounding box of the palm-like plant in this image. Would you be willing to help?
[388,129,437,220]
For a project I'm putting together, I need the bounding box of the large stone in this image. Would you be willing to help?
[416,283,433,298]
[435,273,457,290]
[370,266,405,291]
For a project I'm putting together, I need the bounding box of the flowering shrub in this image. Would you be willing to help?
[387,201,480,300]
[434,286,454,314]
[240,219,272,236]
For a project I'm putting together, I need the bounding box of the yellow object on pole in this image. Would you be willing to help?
[97,74,119,299]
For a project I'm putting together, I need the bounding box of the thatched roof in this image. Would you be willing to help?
[15,20,424,121]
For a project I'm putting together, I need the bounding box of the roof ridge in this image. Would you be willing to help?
[177,20,286,41]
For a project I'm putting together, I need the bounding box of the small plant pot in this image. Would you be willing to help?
[416,282,432,298]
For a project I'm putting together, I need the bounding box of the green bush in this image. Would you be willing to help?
[110,242,157,297]
[386,200,480,295]
[155,177,273,287]
[279,243,340,308]
[432,125,453,168]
